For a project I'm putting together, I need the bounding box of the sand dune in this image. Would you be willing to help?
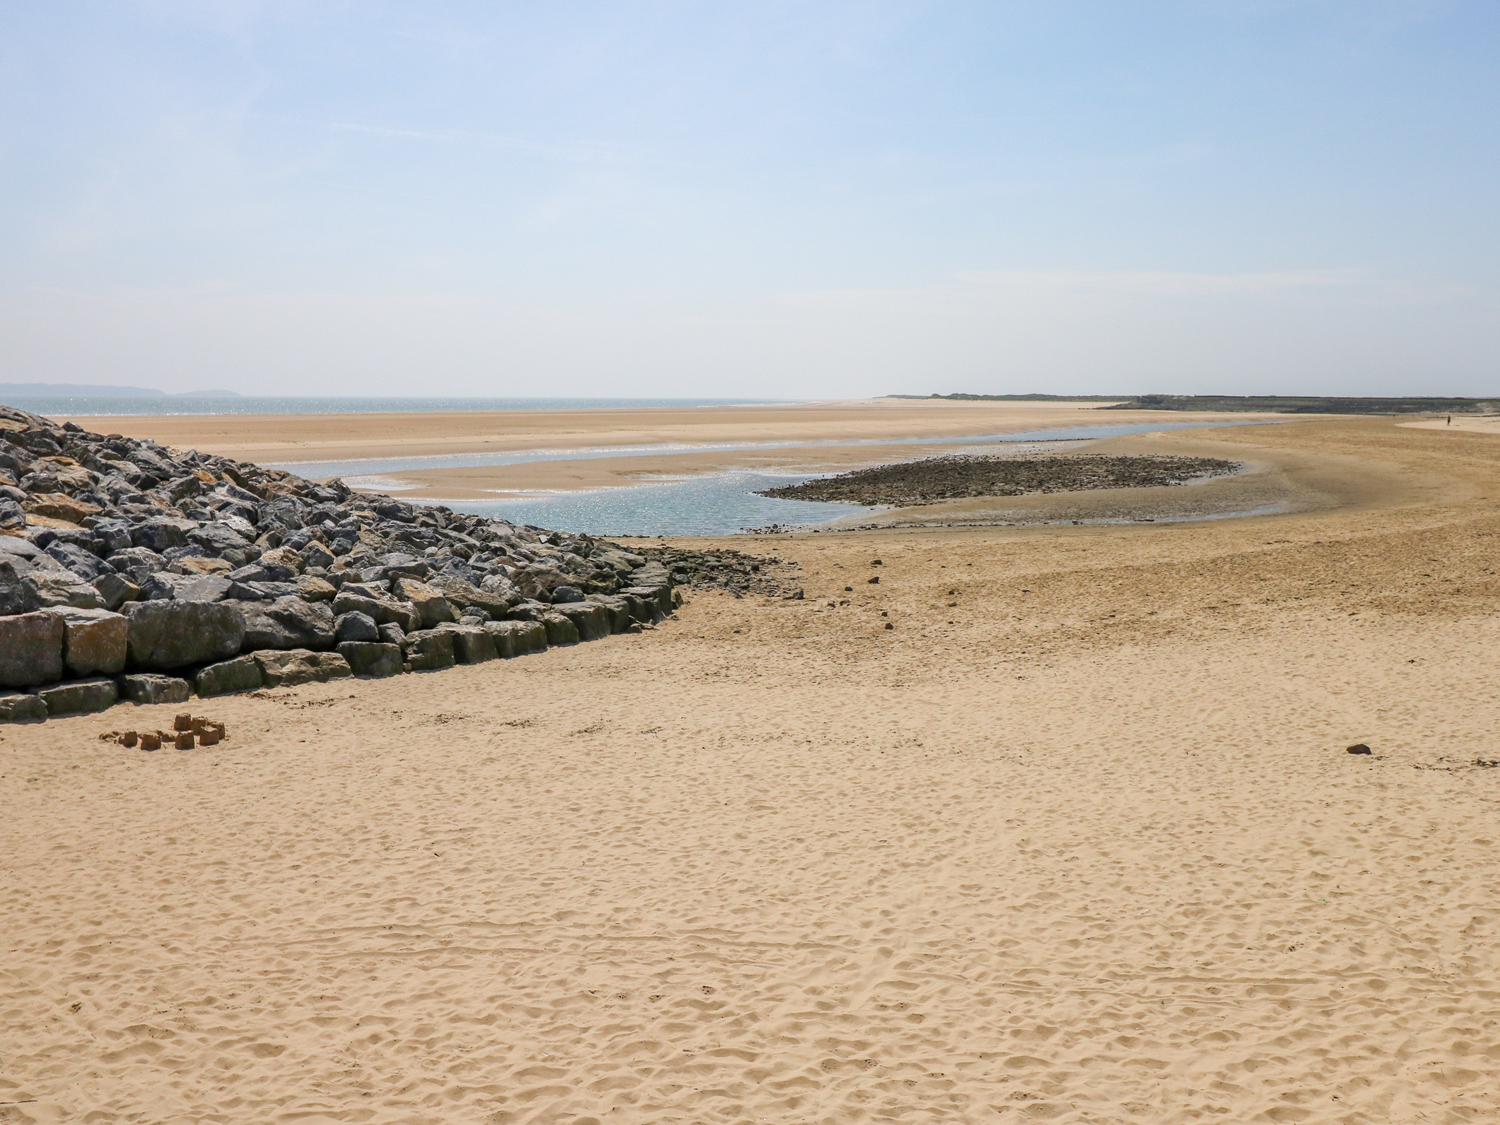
[3,416,1499,1123]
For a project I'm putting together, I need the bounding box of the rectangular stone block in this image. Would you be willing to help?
[403,629,455,671]
[336,641,403,678]
[541,612,580,647]
[446,624,497,664]
[551,602,610,642]
[125,601,245,670]
[38,676,118,716]
[0,610,64,688]
[0,690,47,722]
[58,607,128,676]
[116,673,192,705]
[195,655,263,697]
[253,649,321,688]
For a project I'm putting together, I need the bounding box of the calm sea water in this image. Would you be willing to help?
[267,421,1261,537]
[7,395,787,417]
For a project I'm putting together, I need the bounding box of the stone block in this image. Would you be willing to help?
[117,673,191,705]
[253,649,321,688]
[510,619,548,654]
[541,612,580,646]
[0,610,64,687]
[446,624,497,664]
[309,651,352,680]
[125,600,245,670]
[624,584,673,616]
[0,690,47,722]
[92,571,141,611]
[551,602,610,642]
[586,594,633,634]
[403,629,455,671]
[38,676,118,716]
[482,620,519,658]
[231,596,335,651]
[337,641,403,678]
[334,610,379,643]
[57,607,128,676]
[195,655,262,697]
[393,577,458,628]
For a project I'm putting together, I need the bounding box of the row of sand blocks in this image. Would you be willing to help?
[102,713,227,750]
[0,583,679,722]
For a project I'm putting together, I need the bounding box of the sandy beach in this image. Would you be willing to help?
[3,412,1499,1123]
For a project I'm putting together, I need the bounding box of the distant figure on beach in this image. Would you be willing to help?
[1448,415,1453,425]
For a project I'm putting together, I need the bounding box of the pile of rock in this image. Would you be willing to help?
[0,404,678,722]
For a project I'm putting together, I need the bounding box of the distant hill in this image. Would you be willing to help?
[888,393,1498,414]
[0,383,241,398]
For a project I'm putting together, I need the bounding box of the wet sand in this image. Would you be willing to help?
[56,400,1287,502]
[3,416,1500,1123]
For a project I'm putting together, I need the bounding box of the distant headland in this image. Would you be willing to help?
[888,393,1499,414]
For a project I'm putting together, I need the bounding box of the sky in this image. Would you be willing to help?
[1,0,1498,398]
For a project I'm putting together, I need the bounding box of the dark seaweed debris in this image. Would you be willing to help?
[755,454,1239,508]
[637,545,801,598]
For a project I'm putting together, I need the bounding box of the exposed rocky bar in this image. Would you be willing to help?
[0,404,684,722]
[755,453,1239,508]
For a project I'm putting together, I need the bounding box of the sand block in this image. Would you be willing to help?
[117,674,191,706]
[37,676,118,716]
[337,641,403,678]
[138,731,160,750]
[0,609,65,688]
[124,600,245,670]
[0,689,47,722]
[196,654,263,697]
[174,731,194,749]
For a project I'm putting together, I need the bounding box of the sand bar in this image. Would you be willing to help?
[3,416,1499,1122]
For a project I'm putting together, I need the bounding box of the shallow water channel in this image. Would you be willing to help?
[270,421,1256,537]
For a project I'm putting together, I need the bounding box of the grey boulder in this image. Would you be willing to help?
[196,655,263,697]
[0,690,47,722]
[124,600,246,670]
[334,610,380,643]
[38,676,118,716]
[337,641,403,678]
[231,596,335,651]
[0,610,65,687]
[57,607,128,676]
[116,673,192,705]
[403,629,455,671]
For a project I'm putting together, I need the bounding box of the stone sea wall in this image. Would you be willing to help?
[0,404,678,723]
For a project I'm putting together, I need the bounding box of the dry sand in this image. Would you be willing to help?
[4,416,1500,1124]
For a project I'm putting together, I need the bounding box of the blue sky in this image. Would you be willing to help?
[1,1,1497,397]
